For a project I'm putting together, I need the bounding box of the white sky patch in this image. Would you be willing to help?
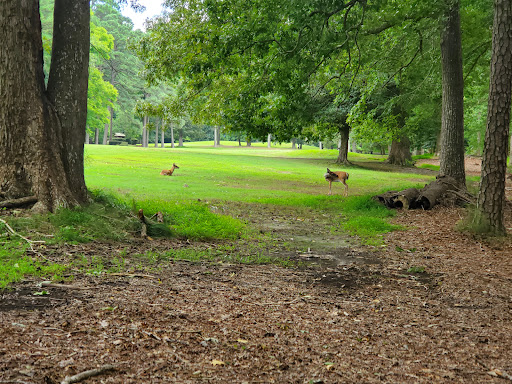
[121,0,165,31]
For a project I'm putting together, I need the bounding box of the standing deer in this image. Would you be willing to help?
[324,168,349,196]
[160,163,180,176]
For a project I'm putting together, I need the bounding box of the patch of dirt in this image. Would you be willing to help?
[1,167,512,383]
[415,155,483,176]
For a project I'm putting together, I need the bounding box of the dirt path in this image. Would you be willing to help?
[1,165,512,383]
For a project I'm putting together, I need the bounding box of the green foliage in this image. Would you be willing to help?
[407,266,426,273]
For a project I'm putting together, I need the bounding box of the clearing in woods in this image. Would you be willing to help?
[0,155,511,383]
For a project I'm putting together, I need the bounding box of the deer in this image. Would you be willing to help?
[160,163,180,176]
[324,168,349,196]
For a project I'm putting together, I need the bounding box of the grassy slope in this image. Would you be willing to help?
[84,144,434,205]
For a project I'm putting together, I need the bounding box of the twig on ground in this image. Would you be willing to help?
[477,359,512,381]
[0,218,47,259]
[60,364,115,384]
[41,281,91,290]
[109,272,159,280]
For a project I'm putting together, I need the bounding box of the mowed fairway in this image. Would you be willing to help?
[84,143,435,205]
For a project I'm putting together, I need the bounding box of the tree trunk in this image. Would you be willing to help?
[387,136,412,165]
[142,115,148,147]
[476,0,512,235]
[291,138,297,149]
[103,123,108,145]
[108,105,113,141]
[0,0,89,212]
[95,128,99,144]
[170,123,175,148]
[214,126,220,147]
[85,132,90,144]
[439,0,466,188]
[161,129,165,148]
[336,123,350,164]
[267,134,272,148]
[179,129,184,147]
[154,121,159,147]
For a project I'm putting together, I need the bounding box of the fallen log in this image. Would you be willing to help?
[416,175,458,210]
[393,188,420,209]
[373,175,471,210]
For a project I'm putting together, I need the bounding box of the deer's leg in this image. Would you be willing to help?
[342,180,348,196]
[328,180,332,195]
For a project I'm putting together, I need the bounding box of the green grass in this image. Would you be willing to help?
[84,144,433,204]
[417,164,440,171]
[333,194,403,245]
[0,238,66,289]
[1,144,450,287]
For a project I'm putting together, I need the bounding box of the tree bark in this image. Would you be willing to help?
[142,115,148,147]
[213,126,220,147]
[336,123,350,164]
[103,123,108,145]
[267,133,272,148]
[387,136,412,165]
[154,121,159,147]
[0,0,89,212]
[439,0,466,188]
[178,129,184,147]
[476,0,512,235]
[170,122,175,148]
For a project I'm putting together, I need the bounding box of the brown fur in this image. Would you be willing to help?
[324,168,349,196]
[160,163,180,176]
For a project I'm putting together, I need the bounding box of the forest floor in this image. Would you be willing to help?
[1,158,512,384]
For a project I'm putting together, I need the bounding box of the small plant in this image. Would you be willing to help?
[407,266,426,273]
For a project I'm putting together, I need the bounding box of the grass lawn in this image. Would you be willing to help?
[84,143,434,206]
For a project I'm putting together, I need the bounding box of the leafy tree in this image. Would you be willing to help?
[92,1,146,142]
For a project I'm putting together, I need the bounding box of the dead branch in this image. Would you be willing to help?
[0,195,37,209]
[108,272,159,280]
[0,218,47,259]
[60,364,115,384]
[41,281,91,290]
[478,359,512,381]
[138,209,147,238]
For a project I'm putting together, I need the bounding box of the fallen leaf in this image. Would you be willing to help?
[211,359,225,366]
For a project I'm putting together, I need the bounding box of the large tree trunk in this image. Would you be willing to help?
[0,0,89,212]
[103,123,108,145]
[336,123,350,164]
[387,136,412,165]
[178,129,184,147]
[170,122,175,148]
[439,0,466,188]
[476,0,512,235]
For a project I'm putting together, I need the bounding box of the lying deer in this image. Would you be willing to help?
[324,168,349,196]
[160,163,180,176]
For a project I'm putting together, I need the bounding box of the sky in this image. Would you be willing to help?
[121,0,165,31]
